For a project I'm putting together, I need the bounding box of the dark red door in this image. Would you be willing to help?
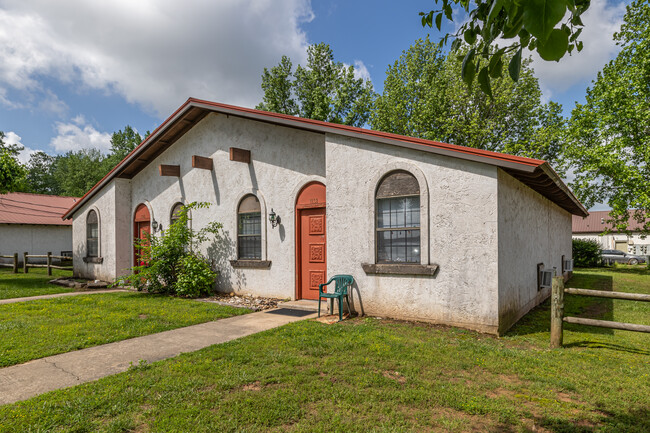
[296,182,326,300]
[133,204,150,267]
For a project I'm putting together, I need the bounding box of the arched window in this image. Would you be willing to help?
[238,195,261,260]
[170,202,184,226]
[376,171,420,263]
[86,210,99,257]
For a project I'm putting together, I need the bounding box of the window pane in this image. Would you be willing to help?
[239,213,261,235]
[87,238,98,257]
[238,235,261,259]
[391,198,405,228]
[377,199,391,228]
[377,230,391,262]
[406,229,420,263]
[405,196,420,227]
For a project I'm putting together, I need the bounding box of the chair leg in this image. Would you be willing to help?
[345,295,351,316]
[318,296,321,318]
[338,297,343,322]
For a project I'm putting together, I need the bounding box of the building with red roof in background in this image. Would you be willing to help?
[0,192,78,265]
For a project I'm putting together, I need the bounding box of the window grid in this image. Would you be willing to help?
[376,196,420,264]
[238,212,261,259]
[87,211,98,257]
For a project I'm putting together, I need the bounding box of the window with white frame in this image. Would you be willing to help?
[376,171,420,263]
[86,210,99,257]
[238,195,261,260]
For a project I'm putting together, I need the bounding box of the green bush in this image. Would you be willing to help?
[572,238,602,267]
[117,202,222,297]
[176,253,218,297]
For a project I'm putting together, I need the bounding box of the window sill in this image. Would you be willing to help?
[83,256,103,264]
[361,263,438,276]
[230,260,271,269]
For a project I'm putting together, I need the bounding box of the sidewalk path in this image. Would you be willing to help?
[0,308,315,405]
[0,289,127,305]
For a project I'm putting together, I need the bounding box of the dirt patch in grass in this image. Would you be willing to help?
[138,314,148,319]
[382,370,407,384]
[242,381,262,391]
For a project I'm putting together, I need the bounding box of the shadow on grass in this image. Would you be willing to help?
[537,405,649,433]
[562,340,650,355]
[507,272,616,338]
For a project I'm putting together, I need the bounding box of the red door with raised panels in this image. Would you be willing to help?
[133,204,150,267]
[296,182,326,300]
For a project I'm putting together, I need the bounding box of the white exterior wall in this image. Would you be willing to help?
[325,134,500,333]
[573,233,650,255]
[72,178,132,281]
[0,224,72,264]
[127,113,325,298]
[497,169,572,333]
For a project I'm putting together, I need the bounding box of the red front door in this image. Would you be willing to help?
[296,182,326,300]
[133,204,150,267]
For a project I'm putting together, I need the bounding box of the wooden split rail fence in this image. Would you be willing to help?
[0,252,73,275]
[550,276,650,348]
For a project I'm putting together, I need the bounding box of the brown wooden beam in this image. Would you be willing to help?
[159,164,180,176]
[192,155,213,170]
[230,147,251,164]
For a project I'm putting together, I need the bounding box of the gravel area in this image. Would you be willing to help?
[199,293,286,311]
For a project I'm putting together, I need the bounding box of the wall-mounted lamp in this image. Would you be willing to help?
[269,209,281,228]
[152,220,161,232]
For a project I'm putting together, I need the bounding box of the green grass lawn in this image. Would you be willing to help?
[0,268,648,432]
[0,292,250,368]
[0,267,76,299]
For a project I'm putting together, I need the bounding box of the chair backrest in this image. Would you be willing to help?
[333,274,354,294]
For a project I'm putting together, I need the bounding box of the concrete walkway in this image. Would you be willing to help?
[0,308,316,405]
[0,289,127,305]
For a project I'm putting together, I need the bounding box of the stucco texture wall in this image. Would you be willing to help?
[325,133,501,333]
[126,113,325,298]
[497,169,572,334]
[72,179,132,281]
[0,224,71,264]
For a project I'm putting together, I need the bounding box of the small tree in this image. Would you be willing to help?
[572,239,602,268]
[118,202,222,297]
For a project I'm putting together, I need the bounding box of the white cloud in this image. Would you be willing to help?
[352,60,372,82]
[0,0,313,117]
[49,118,111,153]
[3,131,36,163]
[529,1,627,100]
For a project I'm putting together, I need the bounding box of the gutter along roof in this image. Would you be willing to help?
[62,98,588,219]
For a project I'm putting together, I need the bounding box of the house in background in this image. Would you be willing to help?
[62,98,587,335]
[573,210,650,255]
[0,192,79,264]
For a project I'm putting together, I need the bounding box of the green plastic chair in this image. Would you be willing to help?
[318,275,354,322]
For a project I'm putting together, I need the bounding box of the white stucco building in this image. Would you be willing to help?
[573,210,650,255]
[63,99,587,335]
[0,192,78,264]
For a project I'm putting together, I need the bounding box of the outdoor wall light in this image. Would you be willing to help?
[152,220,160,232]
[269,209,281,228]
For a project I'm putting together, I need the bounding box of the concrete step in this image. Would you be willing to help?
[277,299,329,312]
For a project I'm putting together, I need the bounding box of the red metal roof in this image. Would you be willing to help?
[573,210,648,233]
[0,192,78,226]
[63,98,588,219]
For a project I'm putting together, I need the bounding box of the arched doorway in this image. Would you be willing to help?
[133,203,151,267]
[295,182,326,300]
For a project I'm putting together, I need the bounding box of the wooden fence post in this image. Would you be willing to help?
[550,276,565,348]
[13,253,18,273]
[47,252,52,276]
[23,252,28,274]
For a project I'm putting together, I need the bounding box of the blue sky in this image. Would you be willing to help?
[0,0,629,174]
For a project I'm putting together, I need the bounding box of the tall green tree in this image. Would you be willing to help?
[420,0,590,92]
[0,131,26,193]
[102,125,145,172]
[371,38,563,165]
[52,149,106,197]
[22,151,59,195]
[257,43,376,127]
[566,0,650,233]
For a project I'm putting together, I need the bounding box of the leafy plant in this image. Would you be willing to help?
[572,238,602,268]
[117,202,222,297]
